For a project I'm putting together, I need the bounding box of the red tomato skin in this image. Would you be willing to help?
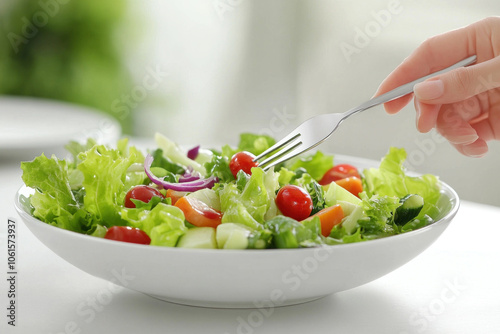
[229,151,259,178]
[175,196,222,228]
[104,226,151,245]
[319,164,360,185]
[275,185,313,221]
[124,185,164,208]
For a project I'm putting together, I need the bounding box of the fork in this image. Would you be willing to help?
[254,55,477,170]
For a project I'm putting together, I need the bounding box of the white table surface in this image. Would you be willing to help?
[1,158,500,334]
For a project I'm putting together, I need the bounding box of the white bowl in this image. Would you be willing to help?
[14,157,459,308]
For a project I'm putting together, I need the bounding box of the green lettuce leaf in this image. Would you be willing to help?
[220,167,279,230]
[357,192,400,235]
[205,153,234,183]
[363,147,441,219]
[120,203,187,247]
[237,133,276,156]
[77,144,139,227]
[20,154,95,233]
[264,216,323,248]
[285,151,333,181]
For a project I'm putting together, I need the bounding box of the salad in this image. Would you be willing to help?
[19,133,443,249]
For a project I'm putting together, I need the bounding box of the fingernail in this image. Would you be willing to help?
[414,79,444,100]
[463,144,487,158]
[448,133,479,145]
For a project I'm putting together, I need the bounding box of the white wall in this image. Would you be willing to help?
[128,0,500,206]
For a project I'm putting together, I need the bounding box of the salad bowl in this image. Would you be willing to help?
[14,155,459,309]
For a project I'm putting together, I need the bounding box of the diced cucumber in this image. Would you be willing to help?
[177,227,217,249]
[394,194,424,226]
[340,204,365,234]
[324,181,362,207]
[216,223,251,249]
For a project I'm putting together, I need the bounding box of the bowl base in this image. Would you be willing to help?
[144,293,328,309]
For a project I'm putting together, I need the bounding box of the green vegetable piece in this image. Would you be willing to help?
[285,151,333,181]
[20,154,95,233]
[363,147,441,221]
[394,194,424,226]
[264,216,323,249]
[220,168,279,230]
[237,133,276,156]
[121,202,187,247]
[177,227,217,249]
[77,144,138,227]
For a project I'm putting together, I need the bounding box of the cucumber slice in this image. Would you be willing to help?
[216,223,251,249]
[394,194,424,226]
[177,227,217,249]
[337,201,365,234]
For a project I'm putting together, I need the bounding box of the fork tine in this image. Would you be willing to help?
[253,131,301,162]
[257,137,302,168]
[260,143,305,170]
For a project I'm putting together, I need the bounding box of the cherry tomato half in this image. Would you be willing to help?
[104,226,151,245]
[175,196,223,228]
[229,151,259,178]
[165,189,187,205]
[319,164,361,185]
[124,185,164,208]
[275,185,313,221]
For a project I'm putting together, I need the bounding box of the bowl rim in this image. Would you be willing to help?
[14,178,460,255]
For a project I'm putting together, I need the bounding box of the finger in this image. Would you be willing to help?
[453,139,488,157]
[415,100,440,133]
[470,117,495,142]
[437,107,479,144]
[375,17,500,112]
[413,56,500,104]
[383,94,413,114]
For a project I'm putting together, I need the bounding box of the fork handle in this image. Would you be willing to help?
[346,55,477,116]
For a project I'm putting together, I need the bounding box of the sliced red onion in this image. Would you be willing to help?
[179,174,200,183]
[187,145,200,160]
[144,154,217,192]
[178,166,201,183]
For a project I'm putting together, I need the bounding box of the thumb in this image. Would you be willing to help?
[413,57,500,104]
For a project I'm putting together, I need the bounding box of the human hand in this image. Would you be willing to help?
[376,17,500,157]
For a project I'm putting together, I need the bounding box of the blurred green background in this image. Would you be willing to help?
[0,0,134,133]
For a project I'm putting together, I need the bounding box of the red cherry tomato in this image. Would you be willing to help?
[104,226,151,245]
[275,185,313,221]
[229,151,259,178]
[124,185,164,208]
[319,164,361,185]
[175,196,222,228]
